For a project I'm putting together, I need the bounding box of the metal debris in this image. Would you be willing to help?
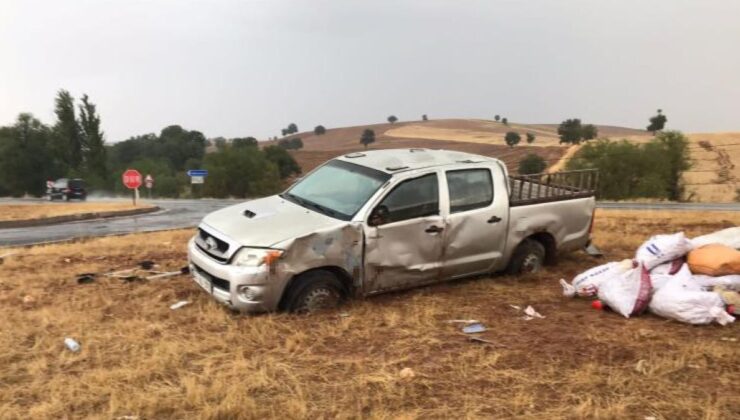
[462,323,486,334]
[76,273,97,284]
[446,319,480,324]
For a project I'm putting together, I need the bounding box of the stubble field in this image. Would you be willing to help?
[0,209,738,418]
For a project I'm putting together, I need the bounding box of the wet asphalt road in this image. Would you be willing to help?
[0,198,239,247]
[0,198,737,247]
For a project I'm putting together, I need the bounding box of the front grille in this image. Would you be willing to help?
[193,263,230,292]
[196,228,230,262]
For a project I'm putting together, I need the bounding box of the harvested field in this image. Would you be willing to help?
[0,210,738,418]
[0,202,155,222]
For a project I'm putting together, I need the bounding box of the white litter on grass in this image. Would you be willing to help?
[509,305,521,310]
[446,319,480,324]
[169,301,190,310]
[523,305,545,320]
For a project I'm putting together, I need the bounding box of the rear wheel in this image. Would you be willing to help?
[286,270,346,313]
[507,238,546,275]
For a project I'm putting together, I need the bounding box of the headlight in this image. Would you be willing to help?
[232,247,284,267]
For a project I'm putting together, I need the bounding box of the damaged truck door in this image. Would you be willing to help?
[188,149,597,313]
[364,171,445,292]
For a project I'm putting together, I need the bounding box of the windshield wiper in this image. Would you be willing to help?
[283,192,338,217]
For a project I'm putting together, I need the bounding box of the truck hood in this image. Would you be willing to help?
[200,195,346,248]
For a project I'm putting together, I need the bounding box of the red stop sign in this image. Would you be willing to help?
[122,169,142,189]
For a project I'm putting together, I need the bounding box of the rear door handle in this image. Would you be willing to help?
[425,225,444,234]
[487,215,502,224]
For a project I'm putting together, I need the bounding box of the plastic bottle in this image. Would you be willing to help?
[64,337,81,353]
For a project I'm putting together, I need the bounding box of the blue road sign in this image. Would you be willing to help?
[187,169,208,177]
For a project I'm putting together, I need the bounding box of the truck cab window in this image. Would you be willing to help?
[375,173,439,224]
[446,169,493,213]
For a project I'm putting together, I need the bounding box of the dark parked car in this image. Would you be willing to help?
[47,178,87,201]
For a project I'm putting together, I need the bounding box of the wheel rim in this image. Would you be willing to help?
[301,286,340,312]
[522,254,542,273]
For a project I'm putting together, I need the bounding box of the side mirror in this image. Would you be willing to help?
[369,205,390,227]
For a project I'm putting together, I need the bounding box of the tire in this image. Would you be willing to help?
[285,270,346,313]
[506,238,546,275]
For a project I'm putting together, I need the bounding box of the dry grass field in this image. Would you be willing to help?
[0,202,155,222]
[1,209,738,418]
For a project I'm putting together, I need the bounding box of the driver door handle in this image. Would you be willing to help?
[487,215,502,224]
[425,225,444,234]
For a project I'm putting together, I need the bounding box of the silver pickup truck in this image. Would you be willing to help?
[188,149,597,313]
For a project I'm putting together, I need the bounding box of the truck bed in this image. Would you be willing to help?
[509,169,598,206]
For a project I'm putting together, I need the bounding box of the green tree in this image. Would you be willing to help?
[203,146,282,198]
[502,117,508,125]
[0,113,56,196]
[526,132,536,144]
[360,129,375,149]
[505,131,521,148]
[314,125,326,135]
[264,145,301,179]
[232,137,258,148]
[518,153,547,175]
[494,115,500,122]
[52,89,83,172]
[655,131,691,201]
[558,118,584,144]
[647,109,668,135]
[78,94,107,182]
[278,137,303,150]
[387,115,398,124]
[582,124,598,141]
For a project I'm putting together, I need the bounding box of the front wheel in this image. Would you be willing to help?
[286,270,346,313]
[506,238,546,275]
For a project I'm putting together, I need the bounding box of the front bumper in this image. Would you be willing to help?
[187,238,285,313]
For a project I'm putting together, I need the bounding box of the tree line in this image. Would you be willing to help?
[0,91,301,198]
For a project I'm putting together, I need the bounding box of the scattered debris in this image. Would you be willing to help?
[719,337,737,342]
[169,301,190,310]
[64,337,81,353]
[338,312,351,318]
[591,300,603,310]
[22,295,35,305]
[584,242,604,257]
[0,252,17,265]
[523,305,545,319]
[398,367,415,380]
[634,359,650,375]
[76,273,97,284]
[509,304,521,310]
[139,260,155,270]
[445,319,479,324]
[462,323,486,334]
[63,258,71,263]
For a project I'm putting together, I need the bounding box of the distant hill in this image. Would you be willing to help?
[265,118,738,203]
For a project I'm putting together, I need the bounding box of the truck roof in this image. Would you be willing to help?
[334,148,499,174]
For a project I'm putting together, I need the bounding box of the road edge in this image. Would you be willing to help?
[0,206,161,229]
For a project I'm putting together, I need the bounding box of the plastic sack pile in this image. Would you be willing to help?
[560,227,740,325]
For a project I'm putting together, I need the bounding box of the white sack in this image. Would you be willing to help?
[651,263,695,291]
[691,274,740,290]
[560,259,634,298]
[649,272,735,325]
[691,227,740,249]
[650,258,684,276]
[597,263,653,318]
[635,232,694,270]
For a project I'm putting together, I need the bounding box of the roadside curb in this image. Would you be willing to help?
[0,206,161,229]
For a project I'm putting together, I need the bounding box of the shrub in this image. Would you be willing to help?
[504,131,521,148]
[518,154,547,175]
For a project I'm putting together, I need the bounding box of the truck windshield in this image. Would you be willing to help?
[282,160,390,221]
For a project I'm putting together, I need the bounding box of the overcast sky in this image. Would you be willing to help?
[1,0,739,142]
